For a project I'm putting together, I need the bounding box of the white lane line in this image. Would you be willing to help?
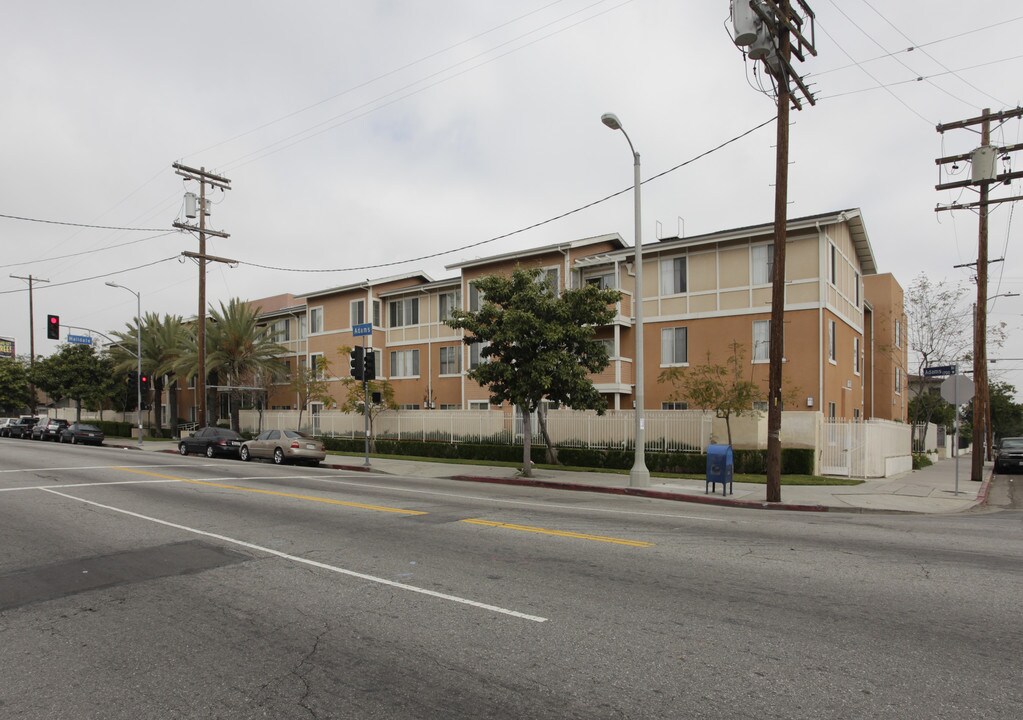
[0,463,218,474]
[38,487,548,624]
[0,479,178,492]
[296,476,734,523]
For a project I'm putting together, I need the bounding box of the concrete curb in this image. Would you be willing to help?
[448,474,830,512]
[976,471,993,507]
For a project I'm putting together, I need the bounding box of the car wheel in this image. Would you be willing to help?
[240,446,250,462]
[71,435,78,445]
[273,448,285,465]
[179,442,189,456]
[206,445,216,459]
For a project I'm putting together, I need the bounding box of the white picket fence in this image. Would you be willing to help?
[820,418,913,478]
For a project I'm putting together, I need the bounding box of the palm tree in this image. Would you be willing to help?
[178,298,286,431]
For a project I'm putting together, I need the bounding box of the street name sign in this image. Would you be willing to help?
[923,364,956,377]
[352,323,373,337]
[940,374,974,404]
[67,334,93,346]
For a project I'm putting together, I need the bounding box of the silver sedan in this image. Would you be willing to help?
[240,429,326,466]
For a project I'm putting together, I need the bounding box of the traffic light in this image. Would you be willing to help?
[349,347,364,380]
[128,370,137,385]
[364,350,376,380]
[46,314,59,340]
[139,373,149,389]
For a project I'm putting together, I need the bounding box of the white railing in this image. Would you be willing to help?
[821,417,912,478]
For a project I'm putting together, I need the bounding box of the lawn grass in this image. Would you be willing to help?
[326,450,863,486]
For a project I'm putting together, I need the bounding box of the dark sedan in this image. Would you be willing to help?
[994,436,1023,474]
[178,427,244,458]
[59,423,105,446]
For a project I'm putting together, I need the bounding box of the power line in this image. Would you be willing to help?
[0,212,174,233]
[0,256,179,295]
[0,231,179,269]
[236,116,776,274]
[818,53,1023,100]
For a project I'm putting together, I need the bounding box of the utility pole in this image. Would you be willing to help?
[936,106,1023,481]
[172,163,231,427]
[729,0,817,502]
[10,273,50,410]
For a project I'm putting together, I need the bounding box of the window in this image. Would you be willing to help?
[309,307,323,334]
[310,353,325,380]
[854,337,861,375]
[753,401,769,412]
[389,298,419,327]
[828,401,837,419]
[389,349,420,377]
[584,271,615,290]
[398,404,421,410]
[268,319,289,342]
[469,341,490,369]
[895,319,902,348]
[372,300,381,327]
[540,267,560,295]
[439,346,461,375]
[439,290,462,322]
[469,284,483,312]
[368,349,382,378]
[895,367,902,394]
[351,300,365,327]
[469,400,490,411]
[752,244,774,285]
[298,315,307,339]
[187,375,196,389]
[661,401,688,410]
[753,320,770,362]
[660,327,687,365]
[854,271,861,307]
[440,404,460,410]
[597,338,615,358]
[660,256,687,295]
[828,320,837,363]
[830,244,837,285]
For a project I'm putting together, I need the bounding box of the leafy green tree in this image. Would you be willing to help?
[0,356,32,414]
[962,381,1023,440]
[30,344,110,421]
[659,341,763,447]
[447,267,619,477]
[338,374,397,453]
[289,355,334,432]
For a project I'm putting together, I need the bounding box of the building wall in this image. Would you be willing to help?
[863,273,908,422]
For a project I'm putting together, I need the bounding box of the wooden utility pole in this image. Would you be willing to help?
[9,273,49,409]
[733,0,817,502]
[172,163,231,427]
[936,106,1023,481]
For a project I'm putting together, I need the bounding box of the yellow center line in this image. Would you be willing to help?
[112,467,427,516]
[461,518,653,548]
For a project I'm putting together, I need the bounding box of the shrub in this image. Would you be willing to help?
[912,452,933,469]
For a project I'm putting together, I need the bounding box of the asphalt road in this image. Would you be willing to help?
[1,440,1021,719]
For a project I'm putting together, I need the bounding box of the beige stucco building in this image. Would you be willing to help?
[167,208,907,426]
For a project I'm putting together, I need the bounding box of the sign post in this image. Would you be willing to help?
[353,323,373,467]
[941,373,975,496]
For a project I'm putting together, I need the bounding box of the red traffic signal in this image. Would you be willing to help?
[140,374,149,389]
[47,314,60,340]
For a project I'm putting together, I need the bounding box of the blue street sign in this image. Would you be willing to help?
[923,364,956,377]
[67,334,93,346]
[352,323,373,337]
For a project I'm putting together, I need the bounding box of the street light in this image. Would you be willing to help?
[106,281,143,449]
[602,112,650,488]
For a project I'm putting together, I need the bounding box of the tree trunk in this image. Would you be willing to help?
[725,413,733,447]
[537,404,558,465]
[230,392,241,433]
[368,413,376,454]
[520,404,533,478]
[169,379,179,438]
[75,398,82,423]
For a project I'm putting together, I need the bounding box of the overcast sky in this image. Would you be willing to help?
[3,1,1021,396]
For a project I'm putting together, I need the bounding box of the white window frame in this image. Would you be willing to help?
[372,300,381,327]
[830,244,837,285]
[597,338,615,359]
[828,320,837,364]
[895,367,902,395]
[539,266,560,296]
[753,320,770,363]
[309,306,324,335]
[853,336,861,375]
[828,401,837,419]
[659,256,687,296]
[751,244,774,286]
[660,327,688,366]
[854,271,861,307]
[298,315,307,339]
[350,300,365,327]
[468,284,484,312]
[661,401,688,410]
[439,346,461,376]
[389,349,420,378]
[309,352,325,380]
[389,297,420,328]
[439,290,462,322]
[895,318,902,348]
[583,270,616,290]
[469,341,490,369]
[468,400,490,411]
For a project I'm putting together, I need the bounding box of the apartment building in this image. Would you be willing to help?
[170,208,906,426]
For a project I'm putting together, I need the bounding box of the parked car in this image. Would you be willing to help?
[59,422,105,446]
[2,416,39,438]
[0,418,18,434]
[240,429,326,465]
[994,436,1023,474]
[178,427,244,458]
[31,418,69,441]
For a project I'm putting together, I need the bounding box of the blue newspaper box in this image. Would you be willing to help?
[706,444,734,496]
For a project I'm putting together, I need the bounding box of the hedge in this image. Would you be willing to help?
[319,436,815,475]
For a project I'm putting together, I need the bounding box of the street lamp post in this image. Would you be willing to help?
[602,112,650,488]
[106,282,143,449]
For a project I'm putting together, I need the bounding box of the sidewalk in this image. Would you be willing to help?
[123,440,992,515]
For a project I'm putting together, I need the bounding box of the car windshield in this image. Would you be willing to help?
[1000,438,1023,450]
[77,424,100,432]
[284,430,313,439]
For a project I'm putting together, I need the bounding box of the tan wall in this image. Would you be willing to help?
[863,273,908,422]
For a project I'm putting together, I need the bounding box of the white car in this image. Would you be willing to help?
[240,429,326,466]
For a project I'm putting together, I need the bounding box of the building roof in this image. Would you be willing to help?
[377,276,461,298]
[295,271,434,300]
[445,233,627,271]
